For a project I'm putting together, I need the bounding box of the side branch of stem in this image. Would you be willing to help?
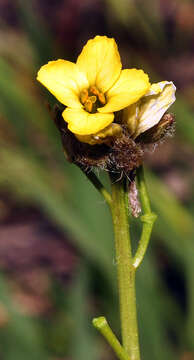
[92,317,130,360]
[133,166,157,268]
[133,213,157,268]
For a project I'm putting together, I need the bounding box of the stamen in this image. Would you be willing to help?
[84,99,93,113]
[89,86,106,105]
[90,86,99,96]
[80,89,88,104]
[98,92,106,105]
[80,86,106,113]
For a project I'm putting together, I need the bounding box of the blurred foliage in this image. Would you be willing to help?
[0,0,194,359]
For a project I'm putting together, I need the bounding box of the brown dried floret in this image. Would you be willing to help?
[109,134,144,174]
[137,113,175,144]
[52,105,175,177]
[53,105,110,168]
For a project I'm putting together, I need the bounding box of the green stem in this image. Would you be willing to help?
[84,166,155,359]
[136,166,151,213]
[93,317,130,360]
[110,175,140,360]
[133,166,157,268]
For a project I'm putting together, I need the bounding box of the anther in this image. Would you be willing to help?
[81,86,106,112]
[89,86,106,105]
[98,92,106,105]
[80,89,88,104]
[84,99,93,113]
[90,86,99,96]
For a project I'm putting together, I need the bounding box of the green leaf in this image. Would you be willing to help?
[68,263,101,360]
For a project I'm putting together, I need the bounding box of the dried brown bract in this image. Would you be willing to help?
[52,105,175,177]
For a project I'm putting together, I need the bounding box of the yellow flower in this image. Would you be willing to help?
[37,36,150,140]
[123,81,176,138]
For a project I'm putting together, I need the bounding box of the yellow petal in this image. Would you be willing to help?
[146,82,165,95]
[134,81,176,137]
[75,123,122,145]
[75,134,95,145]
[95,123,122,139]
[98,69,150,113]
[76,36,122,93]
[62,108,114,135]
[122,103,139,135]
[37,59,88,108]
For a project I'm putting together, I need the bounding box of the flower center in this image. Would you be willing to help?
[80,86,106,113]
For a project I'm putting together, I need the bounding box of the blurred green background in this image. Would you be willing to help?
[0,0,194,359]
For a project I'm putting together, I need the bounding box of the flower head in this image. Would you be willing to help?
[37,35,176,151]
[37,36,150,140]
